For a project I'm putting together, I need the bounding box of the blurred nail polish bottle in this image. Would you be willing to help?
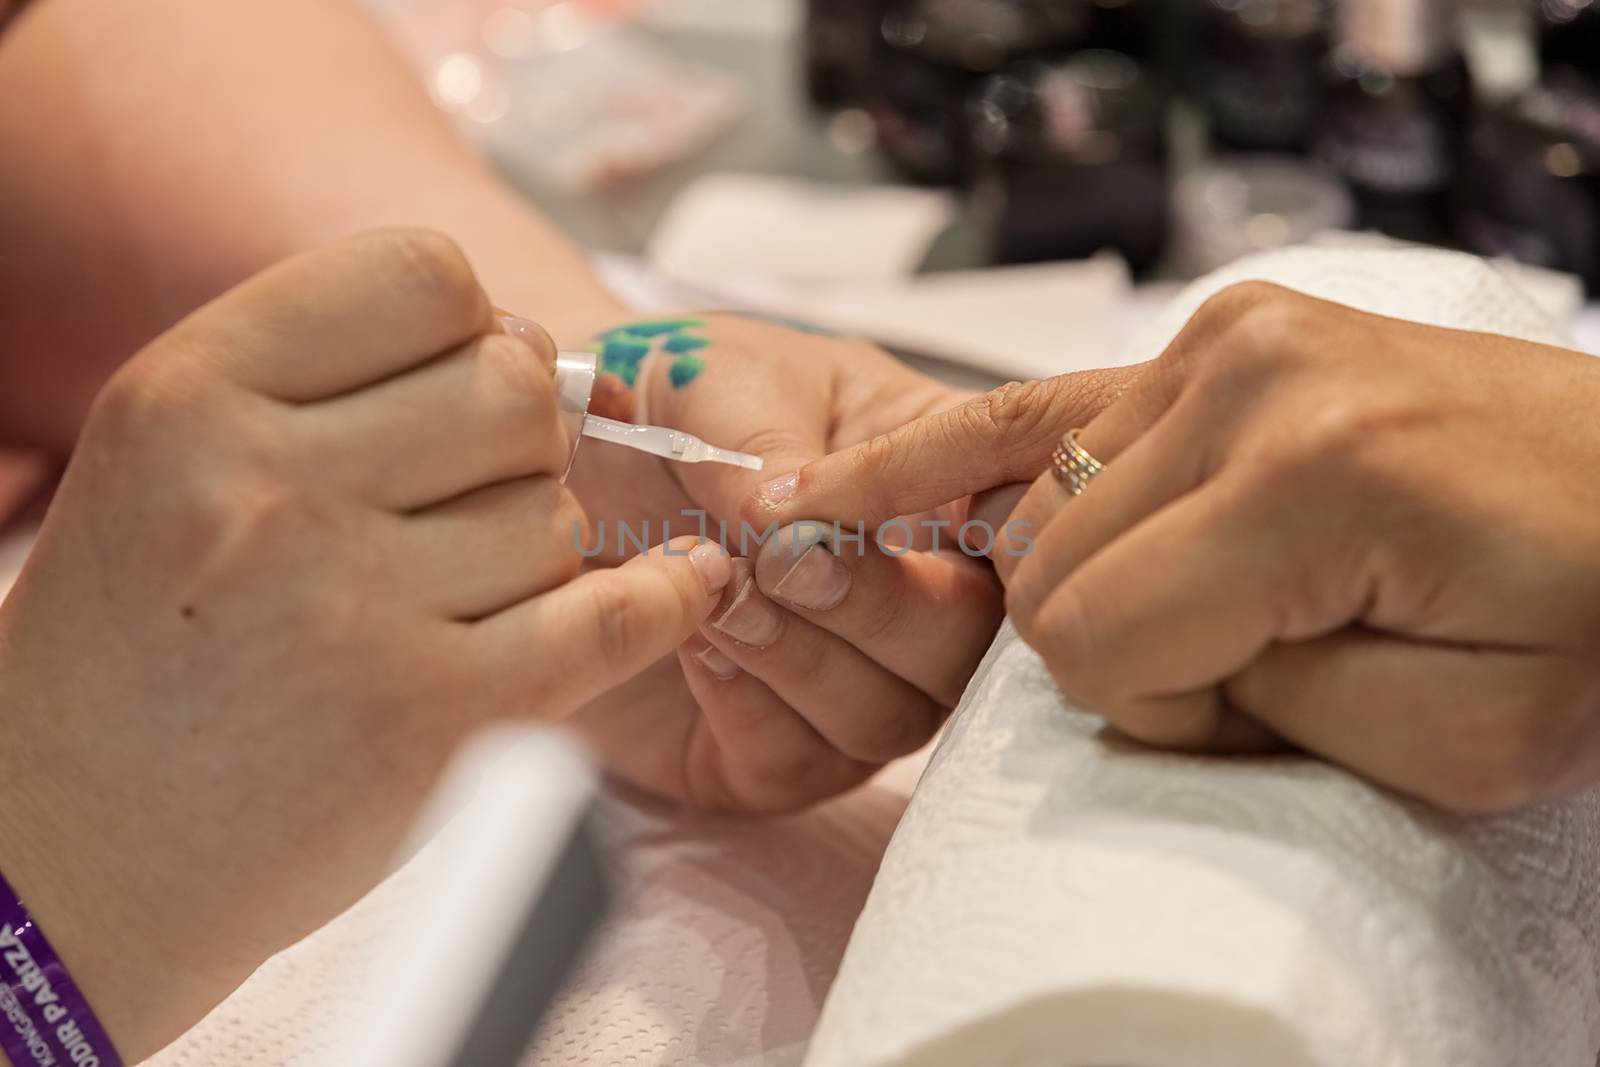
[805,0,891,109]
[1170,155,1354,276]
[1193,0,1332,154]
[868,0,1093,184]
[1084,0,1165,59]
[1312,0,1473,245]
[970,49,1171,270]
[1538,0,1600,89]
[1458,83,1600,291]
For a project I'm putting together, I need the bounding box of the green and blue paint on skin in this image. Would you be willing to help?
[592,319,711,389]
[592,312,846,391]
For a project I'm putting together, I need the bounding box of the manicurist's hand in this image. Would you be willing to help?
[0,231,732,1059]
[564,315,1024,812]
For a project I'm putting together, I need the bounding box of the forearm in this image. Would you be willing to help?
[0,0,624,452]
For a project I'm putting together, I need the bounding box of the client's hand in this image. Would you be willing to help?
[0,231,732,1059]
[780,281,1600,815]
[999,283,1600,813]
[564,314,1015,811]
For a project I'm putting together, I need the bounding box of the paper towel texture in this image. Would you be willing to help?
[805,247,1600,1067]
[138,774,921,1067]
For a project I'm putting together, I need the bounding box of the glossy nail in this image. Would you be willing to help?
[498,313,558,370]
[689,542,733,595]
[752,472,800,510]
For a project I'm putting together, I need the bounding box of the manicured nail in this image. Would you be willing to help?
[498,314,557,368]
[712,562,785,648]
[696,645,742,681]
[689,542,732,595]
[753,472,800,510]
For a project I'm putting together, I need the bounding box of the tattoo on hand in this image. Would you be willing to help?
[590,312,844,393]
[592,319,710,389]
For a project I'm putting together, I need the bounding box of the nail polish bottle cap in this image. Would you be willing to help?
[553,350,598,481]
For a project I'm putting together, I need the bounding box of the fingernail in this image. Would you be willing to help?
[689,542,732,595]
[769,542,850,612]
[712,562,785,648]
[696,645,742,681]
[498,314,557,368]
[753,472,800,510]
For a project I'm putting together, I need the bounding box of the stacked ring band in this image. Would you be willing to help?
[1050,428,1106,497]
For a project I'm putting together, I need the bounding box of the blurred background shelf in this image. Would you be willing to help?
[373,0,1600,359]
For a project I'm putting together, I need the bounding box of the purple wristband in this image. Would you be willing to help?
[0,871,122,1067]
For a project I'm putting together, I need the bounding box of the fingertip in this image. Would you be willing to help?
[498,312,559,372]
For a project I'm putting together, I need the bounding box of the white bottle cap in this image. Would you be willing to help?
[552,350,598,481]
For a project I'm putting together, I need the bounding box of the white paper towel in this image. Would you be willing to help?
[805,246,1600,1067]
[137,767,925,1067]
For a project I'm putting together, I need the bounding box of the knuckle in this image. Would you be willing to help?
[1258,398,1405,489]
[729,427,813,466]
[960,379,1058,451]
[540,488,590,585]
[376,229,486,331]
[90,359,183,439]
[1193,280,1297,337]
[1018,585,1103,703]
[554,487,592,548]
[855,430,904,480]
[849,562,912,643]
[729,745,837,812]
[1185,283,1309,382]
[1002,567,1045,636]
[851,434,915,519]
[232,476,330,547]
[1300,396,1388,452]
[851,701,942,763]
[583,579,650,666]
[178,475,339,602]
[1101,699,1218,750]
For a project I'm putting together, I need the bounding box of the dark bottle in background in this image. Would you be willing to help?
[805,0,891,109]
[1459,86,1600,291]
[970,49,1171,270]
[1083,0,1165,59]
[1538,0,1600,88]
[1313,0,1472,245]
[1193,0,1331,154]
[869,0,1092,183]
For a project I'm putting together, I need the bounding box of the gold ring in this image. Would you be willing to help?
[1050,428,1105,497]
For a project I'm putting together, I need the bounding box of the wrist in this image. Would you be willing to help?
[0,637,232,1063]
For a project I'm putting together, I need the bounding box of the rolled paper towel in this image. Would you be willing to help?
[804,247,1600,1067]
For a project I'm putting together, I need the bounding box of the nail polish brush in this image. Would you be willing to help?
[553,351,765,478]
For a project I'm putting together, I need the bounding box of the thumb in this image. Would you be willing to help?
[745,367,1139,529]
[477,537,733,717]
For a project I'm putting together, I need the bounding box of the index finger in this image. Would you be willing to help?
[171,229,494,402]
[744,367,1137,530]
